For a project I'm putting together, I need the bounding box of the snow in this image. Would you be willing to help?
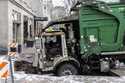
[52,0,65,7]
[0,72,125,83]
[1,54,125,83]
[0,55,8,61]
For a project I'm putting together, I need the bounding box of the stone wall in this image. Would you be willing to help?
[0,0,8,48]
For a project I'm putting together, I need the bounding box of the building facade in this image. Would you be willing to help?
[64,0,78,15]
[0,0,36,53]
[42,0,53,26]
[31,0,43,17]
[51,6,66,20]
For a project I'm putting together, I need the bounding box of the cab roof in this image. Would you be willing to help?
[44,13,78,30]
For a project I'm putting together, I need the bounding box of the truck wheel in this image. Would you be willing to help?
[56,63,78,76]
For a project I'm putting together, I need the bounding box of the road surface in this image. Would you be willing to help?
[0,71,125,83]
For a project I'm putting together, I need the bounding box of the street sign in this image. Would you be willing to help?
[34,17,48,21]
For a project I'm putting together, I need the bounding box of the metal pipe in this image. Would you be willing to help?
[9,56,14,83]
[101,51,125,55]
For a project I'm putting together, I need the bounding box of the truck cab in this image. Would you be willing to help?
[33,28,80,76]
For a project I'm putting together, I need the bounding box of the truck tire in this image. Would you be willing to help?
[56,63,78,76]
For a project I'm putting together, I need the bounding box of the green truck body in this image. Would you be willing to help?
[79,3,125,57]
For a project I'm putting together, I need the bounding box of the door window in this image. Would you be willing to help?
[44,35,62,60]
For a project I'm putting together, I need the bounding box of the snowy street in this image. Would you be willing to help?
[1,72,125,83]
[0,55,125,83]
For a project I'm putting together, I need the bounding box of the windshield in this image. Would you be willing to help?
[97,0,120,3]
[45,24,65,32]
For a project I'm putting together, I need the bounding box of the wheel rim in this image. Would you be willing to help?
[62,69,73,75]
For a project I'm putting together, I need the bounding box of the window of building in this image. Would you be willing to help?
[12,10,21,42]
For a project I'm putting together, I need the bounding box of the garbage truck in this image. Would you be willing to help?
[29,1,125,76]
